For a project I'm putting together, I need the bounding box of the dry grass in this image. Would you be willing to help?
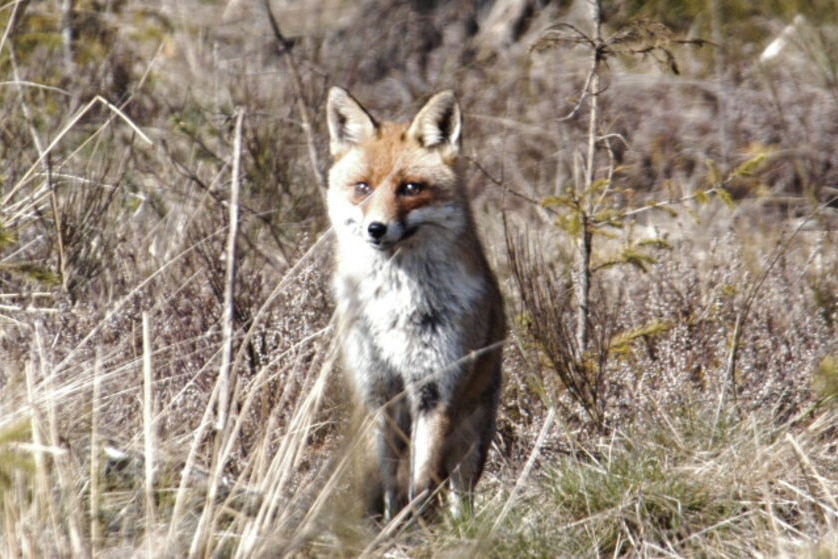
[1,0,837,557]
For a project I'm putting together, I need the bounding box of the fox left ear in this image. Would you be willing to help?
[408,90,462,153]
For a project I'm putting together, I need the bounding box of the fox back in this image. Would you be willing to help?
[326,87,505,521]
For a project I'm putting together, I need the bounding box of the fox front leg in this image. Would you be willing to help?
[408,383,451,514]
[410,408,479,520]
[371,402,408,522]
[446,443,480,519]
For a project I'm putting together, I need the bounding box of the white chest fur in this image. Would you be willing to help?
[334,237,485,394]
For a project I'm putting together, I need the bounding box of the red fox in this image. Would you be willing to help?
[326,87,506,520]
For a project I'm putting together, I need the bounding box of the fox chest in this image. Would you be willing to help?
[336,257,484,383]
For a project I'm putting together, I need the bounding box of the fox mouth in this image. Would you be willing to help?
[366,226,419,251]
[367,238,392,251]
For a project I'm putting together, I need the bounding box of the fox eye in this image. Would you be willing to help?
[354,182,372,196]
[400,182,426,196]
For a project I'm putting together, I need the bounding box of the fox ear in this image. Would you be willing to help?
[327,87,378,157]
[408,90,461,153]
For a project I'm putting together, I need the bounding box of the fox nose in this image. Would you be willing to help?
[367,222,387,240]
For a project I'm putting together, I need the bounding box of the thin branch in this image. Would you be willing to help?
[491,406,557,532]
[89,352,103,553]
[47,163,69,293]
[216,107,245,432]
[556,65,597,122]
[189,107,245,551]
[466,154,559,214]
[577,0,604,355]
[0,0,31,58]
[262,0,326,201]
[593,130,619,213]
[617,186,726,220]
[142,312,157,549]
[530,22,596,52]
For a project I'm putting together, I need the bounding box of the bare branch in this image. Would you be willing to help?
[262,0,326,202]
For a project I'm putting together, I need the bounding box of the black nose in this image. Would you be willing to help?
[367,222,387,239]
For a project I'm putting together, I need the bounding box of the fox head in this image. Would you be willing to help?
[326,87,468,252]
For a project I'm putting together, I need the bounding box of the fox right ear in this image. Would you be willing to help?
[327,87,378,157]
